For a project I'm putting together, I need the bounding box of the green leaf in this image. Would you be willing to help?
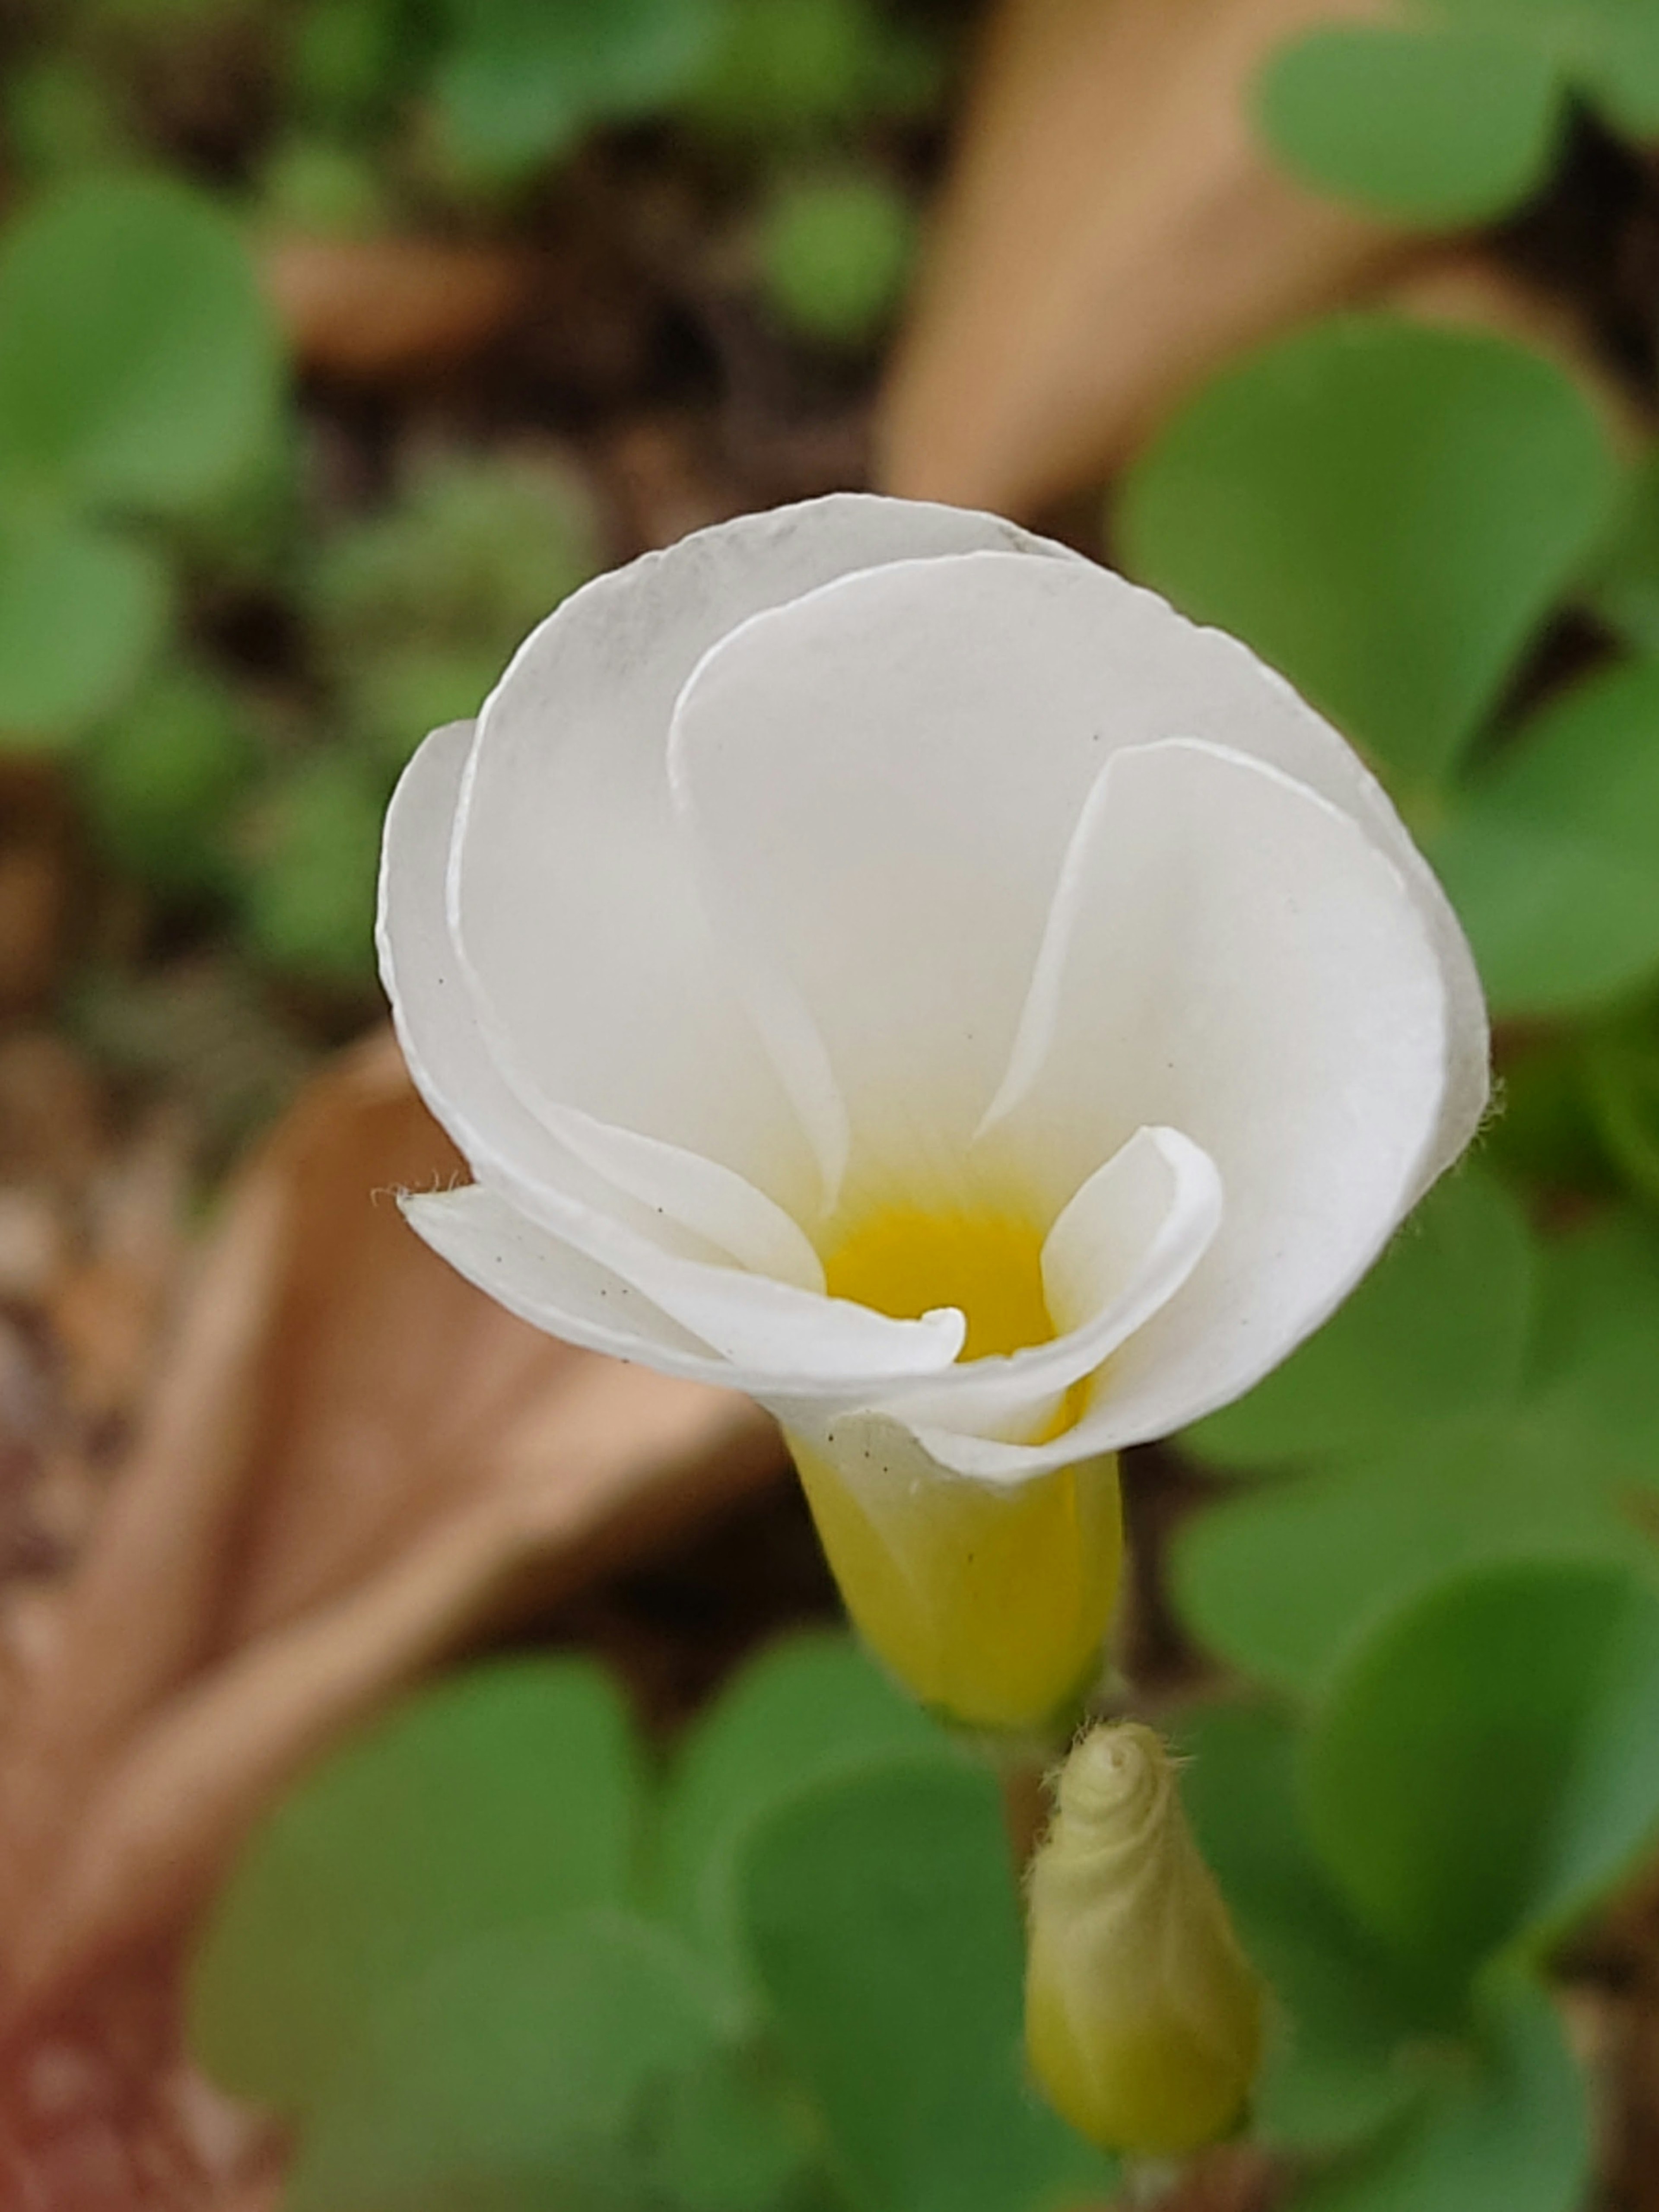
[657,1630,946,1992]
[1522,1210,1659,1472]
[1429,661,1659,1018]
[188,1658,644,2115]
[1175,1419,1657,1700]
[79,660,256,889]
[0,176,280,514]
[759,174,916,348]
[435,0,721,179]
[1559,5,1659,135]
[0,508,168,740]
[1291,1978,1589,2212]
[687,0,941,144]
[1176,1210,1659,1694]
[236,750,386,984]
[1584,451,1659,656]
[287,1910,807,2212]
[1176,1703,1437,2150]
[311,449,597,666]
[1116,315,1618,798]
[740,1757,1112,2212]
[1256,25,1562,226]
[1303,1560,1659,1990]
[1183,1169,1534,1474]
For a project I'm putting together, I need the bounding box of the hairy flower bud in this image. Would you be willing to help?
[1025,1722,1265,2157]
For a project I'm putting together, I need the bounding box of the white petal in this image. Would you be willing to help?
[403,1183,724,1374]
[976,737,1450,1456]
[666,548,1481,1222]
[378,719,580,1193]
[409,1181,965,1393]
[449,496,1077,1219]
[380,719,821,1290]
[864,1126,1223,1453]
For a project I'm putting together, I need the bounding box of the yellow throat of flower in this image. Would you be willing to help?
[822,1204,1057,1360]
[788,1201,1122,1737]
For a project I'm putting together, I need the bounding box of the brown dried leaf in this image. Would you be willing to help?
[0,1029,783,2030]
[875,0,1408,517]
[263,235,537,380]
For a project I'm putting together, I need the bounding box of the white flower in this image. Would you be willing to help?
[378,493,1486,1729]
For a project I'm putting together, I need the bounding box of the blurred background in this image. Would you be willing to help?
[3,0,1659,2207]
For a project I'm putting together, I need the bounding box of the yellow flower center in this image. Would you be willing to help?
[820,1204,1056,1359]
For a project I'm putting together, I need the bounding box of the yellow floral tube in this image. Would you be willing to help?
[788,1425,1122,1734]
[1025,1722,1264,2158]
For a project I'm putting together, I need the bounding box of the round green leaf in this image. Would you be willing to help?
[739,1758,1112,2212]
[0,509,168,739]
[1257,24,1563,226]
[1570,8,1659,134]
[286,1913,747,2212]
[1174,1421,1655,1699]
[1176,1704,1435,2150]
[237,750,385,984]
[1428,661,1659,1017]
[656,1630,943,1988]
[759,173,916,347]
[1183,1169,1534,1474]
[188,1658,644,2115]
[1116,315,1618,797]
[435,0,721,178]
[1303,1560,1659,1987]
[1293,1979,1589,2212]
[80,660,256,889]
[0,176,281,513]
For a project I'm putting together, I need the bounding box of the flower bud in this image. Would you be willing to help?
[1025,1722,1264,2157]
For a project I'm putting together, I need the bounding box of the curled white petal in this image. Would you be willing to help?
[863,1126,1223,1456]
[407,1182,966,1392]
[975,736,1450,1459]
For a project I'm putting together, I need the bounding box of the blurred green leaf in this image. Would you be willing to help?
[1256,25,1560,227]
[1522,1209,1659,1459]
[0,176,281,514]
[0,507,168,739]
[79,660,257,890]
[1258,0,1659,228]
[759,174,916,348]
[1176,1208,1659,1694]
[313,449,597,666]
[1303,1560,1659,1990]
[236,750,386,984]
[189,1658,644,2114]
[1585,1025,1659,1211]
[656,1630,944,1991]
[290,0,432,132]
[1183,1169,1534,1475]
[1,57,132,184]
[1176,1703,1436,2150]
[258,137,392,237]
[1174,1420,1655,1699]
[688,0,942,144]
[340,645,499,773]
[1116,315,1618,798]
[740,1757,1112,2212]
[1430,663,1659,1018]
[1291,1978,1589,2212]
[287,1911,811,2212]
[1583,450,1659,656]
[434,0,721,181]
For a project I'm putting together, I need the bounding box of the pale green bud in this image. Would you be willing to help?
[1025,1722,1265,2158]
